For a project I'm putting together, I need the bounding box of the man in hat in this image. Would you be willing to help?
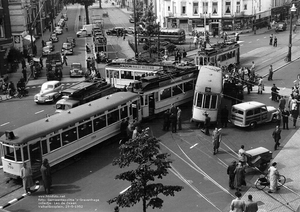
[227,161,237,189]
[201,112,210,135]
[212,128,222,155]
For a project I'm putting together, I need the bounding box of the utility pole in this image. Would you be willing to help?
[133,0,138,59]
[157,22,160,60]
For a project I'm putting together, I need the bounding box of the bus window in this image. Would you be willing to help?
[160,87,171,100]
[211,95,217,109]
[172,84,183,96]
[204,95,211,108]
[41,139,48,155]
[93,115,107,131]
[121,106,128,119]
[107,110,120,125]
[184,80,194,91]
[4,145,14,161]
[62,127,78,146]
[16,146,22,161]
[78,121,93,138]
[22,145,29,161]
[196,93,203,107]
[49,134,61,151]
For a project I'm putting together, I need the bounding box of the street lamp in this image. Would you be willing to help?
[287,4,297,62]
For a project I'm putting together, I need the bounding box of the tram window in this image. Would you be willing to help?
[4,146,14,161]
[204,57,208,65]
[123,71,134,79]
[78,121,93,138]
[121,106,128,119]
[173,84,183,96]
[114,71,119,79]
[204,95,211,108]
[41,139,48,155]
[62,128,78,146]
[160,87,171,100]
[22,145,29,161]
[140,96,144,105]
[106,69,110,78]
[196,93,203,107]
[93,115,107,131]
[211,95,217,109]
[134,72,144,81]
[107,110,120,125]
[233,51,235,57]
[49,134,61,151]
[184,80,193,92]
[16,147,22,161]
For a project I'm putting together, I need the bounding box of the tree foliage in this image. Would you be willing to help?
[7,47,23,63]
[108,129,183,212]
[65,0,95,24]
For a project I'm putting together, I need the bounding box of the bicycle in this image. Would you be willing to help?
[255,173,286,190]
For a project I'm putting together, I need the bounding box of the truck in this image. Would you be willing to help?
[76,24,99,37]
[46,51,63,81]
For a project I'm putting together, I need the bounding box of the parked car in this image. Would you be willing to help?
[57,19,65,27]
[61,13,68,21]
[69,63,84,77]
[42,46,53,57]
[49,33,59,42]
[34,81,63,104]
[129,14,134,23]
[106,27,126,36]
[275,22,287,32]
[66,37,76,47]
[126,27,135,34]
[61,42,73,55]
[45,41,54,51]
[54,26,63,35]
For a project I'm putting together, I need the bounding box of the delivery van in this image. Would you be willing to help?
[76,24,97,37]
[231,101,278,128]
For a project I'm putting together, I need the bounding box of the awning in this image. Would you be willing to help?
[23,35,36,45]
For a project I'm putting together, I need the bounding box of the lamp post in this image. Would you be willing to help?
[287,4,297,62]
[133,0,138,59]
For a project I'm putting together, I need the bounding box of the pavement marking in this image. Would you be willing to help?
[35,110,44,114]
[262,58,272,63]
[0,122,10,126]
[8,199,17,204]
[190,143,198,149]
[120,185,131,194]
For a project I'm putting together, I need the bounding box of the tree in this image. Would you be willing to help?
[108,129,183,212]
[67,0,95,24]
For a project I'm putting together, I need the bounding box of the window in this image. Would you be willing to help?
[204,95,211,108]
[203,2,208,14]
[93,115,107,131]
[16,147,22,161]
[4,146,14,161]
[134,72,144,81]
[196,93,203,107]
[121,71,133,79]
[168,6,170,11]
[22,145,29,161]
[261,107,267,113]
[108,110,120,125]
[244,4,247,10]
[212,2,218,15]
[181,1,186,15]
[78,121,93,138]
[172,84,183,96]
[254,108,261,115]
[49,134,61,151]
[225,2,231,14]
[236,1,240,13]
[62,127,78,146]
[41,139,48,155]
[160,87,171,100]
[246,110,253,116]
[193,2,199,15]
[121,106,128,119]
[211,95,217,109]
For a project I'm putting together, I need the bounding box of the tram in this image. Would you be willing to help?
[0,92,141,179]
[128,65,198,118]
[191,66,223,125]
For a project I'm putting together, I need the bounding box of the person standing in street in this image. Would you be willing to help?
[268,65,273,81]
[170,112,177,133]
[234,162,246,191]
[201,112,210,135]
[163,109,170,131]
[220,105,229,128]
[269,34,273,45]
[273,36,277,47]
[20,163,33,194]
[62,54,68,66]
[227,161,237,189]
[177,107,182,130]
[40,158,52,194]
[230,191,245,212]
[272,125,281,150]
[238,145,247,165]
[282,108,290,130]
[22,67,27,82]
[244,194,258,212]
[257,76,264,94]
[268,162,280,193]
[212,128,222,155]
[132,126,139,139]
[278,96,286,111]
[291,104,299,128]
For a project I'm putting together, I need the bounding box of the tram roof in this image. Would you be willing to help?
[0,92,139,145]
[195,66,223,93]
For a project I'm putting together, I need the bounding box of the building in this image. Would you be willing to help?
[0,0,14,76]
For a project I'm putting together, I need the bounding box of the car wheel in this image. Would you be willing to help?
[249,122,257,129]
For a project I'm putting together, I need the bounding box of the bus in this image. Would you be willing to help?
[194,41,240,68]
[191,66,223,125]
[128,65,198,118]
[55,78,116,113]
[0,92,141,179]
[105,61,163,88]
[138,28,186,44]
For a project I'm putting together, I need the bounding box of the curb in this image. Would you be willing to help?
[0,185,40,209]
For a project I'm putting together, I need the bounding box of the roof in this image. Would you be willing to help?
[42,80,60,86]
[232,101,266,111]
[246,147,270,156]
[195,65,223,93]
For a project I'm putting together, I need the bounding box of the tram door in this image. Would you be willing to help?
[132,99,142,121]
[29,141,42,176]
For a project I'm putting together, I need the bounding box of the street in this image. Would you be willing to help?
[1,2,300,212]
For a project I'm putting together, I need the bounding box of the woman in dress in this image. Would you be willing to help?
[268,162,280,193]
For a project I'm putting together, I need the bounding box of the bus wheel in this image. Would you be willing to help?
[250,122,257,129]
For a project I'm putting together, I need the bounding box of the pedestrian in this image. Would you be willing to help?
[293,24,297,33]
[212,128,222,155]
[170,103,177,115]
[278,96,286,111]
[282,108,290,130]
[40,158,52,194]
[257,76,264,94]
[132,126,139,139]
[170,112,177,133]
[234,162,246,191]
[120,118,129,144]
[126,121,134,139]
[230,191,245,212]
[221,105,229,127]
[276,109,282,127]
[40,57,43,68]
[201,112,210,135]
[238,145,247,165]
[22,67,27,82]
[227,161,237,189]
[20,163,33,194]
[177,107,182,130]
[268,162,280,193]
[272,125,281,150]
[42,39,45,47]
[163,109,170,131]
[271,84,280,101]
[269,34,273,45]
[182,49,187,58]
[273,36,277,47]
[250,61,255,76]
[268,65,273,81]
[291,104,299,128]
[244,194,258,212]
[62,54,68,66]
[177,50,181,63]
[193,35,198,48]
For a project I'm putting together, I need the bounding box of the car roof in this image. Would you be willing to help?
[43,80,60,86]
[232,101,266,110]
